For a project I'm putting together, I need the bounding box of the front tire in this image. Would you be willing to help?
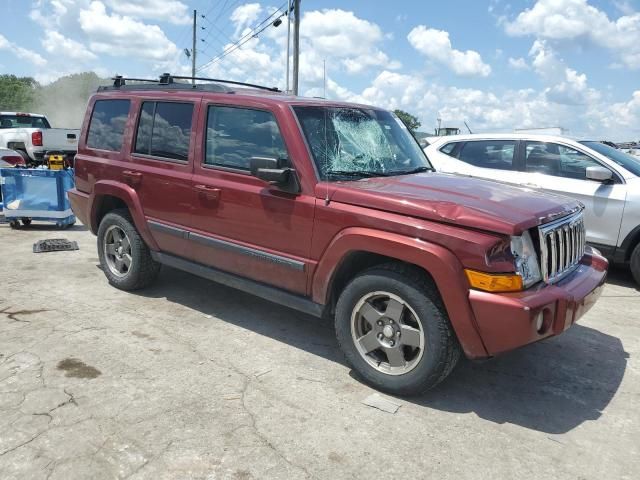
[97,209,160,291]
[630,243,640,286]
[335,263,461,396]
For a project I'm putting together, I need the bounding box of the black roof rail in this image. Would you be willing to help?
[102,74,280,93]
[169,74,280,92]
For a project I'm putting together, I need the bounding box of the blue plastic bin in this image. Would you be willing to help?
[0,168,76,227]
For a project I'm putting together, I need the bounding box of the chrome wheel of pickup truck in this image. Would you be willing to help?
[351,291,425,375]
[103,225,132,277]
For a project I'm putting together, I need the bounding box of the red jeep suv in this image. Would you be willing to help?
[68,75,607,395]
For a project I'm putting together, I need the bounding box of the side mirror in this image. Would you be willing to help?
[250,157,300,194]
[586,166,613,182]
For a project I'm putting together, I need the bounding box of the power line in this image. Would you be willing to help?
[200,14,235,47]
[197,2,288,72]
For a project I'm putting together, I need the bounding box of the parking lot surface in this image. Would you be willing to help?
[1,221,638,479]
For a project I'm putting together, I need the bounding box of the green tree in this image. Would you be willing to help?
[393,109,421,134]
[0,75,38,111]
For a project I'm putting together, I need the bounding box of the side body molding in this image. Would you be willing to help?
[89,180,159,251]
[312,227,488,358]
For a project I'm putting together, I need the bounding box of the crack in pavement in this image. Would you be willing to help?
[227,363,319,480]
[0,307,50,323]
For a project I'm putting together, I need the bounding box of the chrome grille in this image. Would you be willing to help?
[538,211,586,284]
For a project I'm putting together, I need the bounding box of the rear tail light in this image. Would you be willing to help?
[1,154,25,166]
[32,131,43,146]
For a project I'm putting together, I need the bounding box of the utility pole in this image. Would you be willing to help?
[285,1,291,92]
[292,0,300,95]
[192,9,197,84]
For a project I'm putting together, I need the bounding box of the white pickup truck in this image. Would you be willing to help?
[0,112,79,165]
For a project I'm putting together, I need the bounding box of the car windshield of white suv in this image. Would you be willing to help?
[294,106,432,180]
[580,141,640,177]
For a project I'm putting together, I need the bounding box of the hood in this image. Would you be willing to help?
[325,172,582,235]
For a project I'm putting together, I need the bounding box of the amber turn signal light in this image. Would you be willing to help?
[464,269,523,293]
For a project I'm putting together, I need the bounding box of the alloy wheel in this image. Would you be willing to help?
[350,291,425,375]
[103,225,133,277]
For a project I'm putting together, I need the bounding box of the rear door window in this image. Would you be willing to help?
[86,99,131,151]
[204,106,287,170]
[457,140,516,170]
[525,142,604,180]
[134,101,194,161]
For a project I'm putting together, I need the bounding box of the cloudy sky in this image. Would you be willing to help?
[0,0,639,140]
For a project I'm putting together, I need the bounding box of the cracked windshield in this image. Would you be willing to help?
[293,106,431,180]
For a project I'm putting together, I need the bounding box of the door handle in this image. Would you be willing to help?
[522,182,539,189]
[122,170,142,187]
[194,184,221,200]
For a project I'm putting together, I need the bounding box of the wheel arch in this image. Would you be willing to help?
[89,181,158,250]
[619,224,640,263]
[313,227,489,358]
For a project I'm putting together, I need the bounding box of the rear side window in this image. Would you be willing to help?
[87,99,130,151]
[204,106,287,170]
[457,140,516,170]
[439,142,457,155]
[0,115,50,129]
[134,101,194,161]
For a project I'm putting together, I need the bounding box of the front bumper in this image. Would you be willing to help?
[468,247,608,356]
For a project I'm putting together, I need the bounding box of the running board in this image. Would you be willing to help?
[151,251,324,318]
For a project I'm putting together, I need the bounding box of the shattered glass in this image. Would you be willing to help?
[294,106,431,180]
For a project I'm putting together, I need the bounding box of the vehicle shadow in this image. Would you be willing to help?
[605,265,638,291]
[411,325,628,434]
[0,221,87,232]
[135,266,628,435]
[138,267,340,363]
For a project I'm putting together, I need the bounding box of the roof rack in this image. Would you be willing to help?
[100,74,280,93]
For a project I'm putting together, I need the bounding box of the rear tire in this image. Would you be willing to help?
[17,150,30,165]
[630,243,640,286]
[334,263,461,396]
[97,209,160,290]
[21,218,32,226]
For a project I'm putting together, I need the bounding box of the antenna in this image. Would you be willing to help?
[464,120,473,134]
[323,59,326,99]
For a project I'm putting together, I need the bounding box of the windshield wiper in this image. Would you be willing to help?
[326,170,389,178]
[389,166,433,175]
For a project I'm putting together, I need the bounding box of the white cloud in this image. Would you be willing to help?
[230,3,264,37]
[528,40,599,105]
[407,26,491,77]
[508,57,529,70]
[343,69,639,140]
[104,0,190,25]
[302,9,398,74]
[505,0,640,69]
[0,33,47,67]
[200,7,399,85]
[78,1,179,64]
[30,0,89,31]
[41,30,97,62]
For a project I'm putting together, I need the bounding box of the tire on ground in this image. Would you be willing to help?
[97,208,160,290]
[630,243,640,286]
[334,263,461,396]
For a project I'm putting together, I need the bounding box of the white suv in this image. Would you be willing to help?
[426,133,640,284]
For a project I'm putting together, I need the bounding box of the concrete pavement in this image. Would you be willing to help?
[0,222,638,479]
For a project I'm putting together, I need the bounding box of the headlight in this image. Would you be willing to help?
[510,231,542,288]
